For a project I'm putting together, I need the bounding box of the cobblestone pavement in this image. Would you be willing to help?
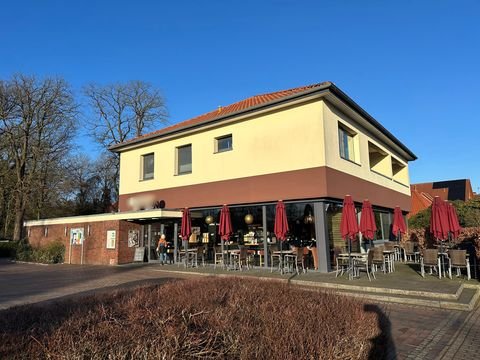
[1,260,479,359]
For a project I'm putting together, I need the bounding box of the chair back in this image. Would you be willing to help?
[269,244,279,253]
[372,246,384,262]
[215,245,222,255]
[295,247,304,260]
[239,246,247,260]
[449,249,467,267]
[384,242,394,251]
[403,242,414,254]
[196,245,204,255]
[422,249,438,266]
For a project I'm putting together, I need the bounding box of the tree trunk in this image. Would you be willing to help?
[12,190,26,241]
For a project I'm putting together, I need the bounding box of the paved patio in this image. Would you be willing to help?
[1,259,479,359]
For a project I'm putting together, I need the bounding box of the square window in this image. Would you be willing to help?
[215,134,233,153]
[142,153,154,180]
[177,144,192,174]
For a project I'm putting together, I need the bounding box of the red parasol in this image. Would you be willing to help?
[446,202,461,240]
[340,195,359,241]
[430,196,449,240]
[219,204,233,241]
[359,199,376,240]
[392,206,407,240]
[274,200,289,241]
[180,208,192,241]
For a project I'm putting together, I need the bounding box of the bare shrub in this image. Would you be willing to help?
[0,278,382,359]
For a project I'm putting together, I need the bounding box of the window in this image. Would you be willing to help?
[338,124,357,162]
[392,157,408,185]
[368,142,391,178]
[215,134,233,153]
[176,144,192,174]
[142,153,154,180]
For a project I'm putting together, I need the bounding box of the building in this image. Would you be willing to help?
[25,82,416,271]
[409,179,475,217]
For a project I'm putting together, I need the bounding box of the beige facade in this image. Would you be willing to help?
[118,91,413,207]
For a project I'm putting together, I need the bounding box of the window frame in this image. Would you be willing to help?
[141,153,155,181]
[338,123,357,163]
[176,144,192,175]
[215,134,233,153]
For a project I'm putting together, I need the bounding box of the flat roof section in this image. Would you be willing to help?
[24,209,187,227]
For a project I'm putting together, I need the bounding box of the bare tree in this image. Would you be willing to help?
[84,80,168,147]
[84,81,168,200]
[0,75,78,240]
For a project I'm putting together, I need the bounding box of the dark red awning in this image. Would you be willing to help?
[274,200,289,241]
[340,195,359,241]
[359,199,376,240]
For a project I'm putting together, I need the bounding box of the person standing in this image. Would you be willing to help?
[156,234,168,265]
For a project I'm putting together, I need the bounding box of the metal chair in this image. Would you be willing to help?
[421,249,440,279]
[214,245,225,269]
[270,244,282,272]
[193,245,205,267]
[230,246,249,271]
[354,249,375,281]
[448,250,471,280]
[402,242,419,263]
[372,246,387,274]
[284,247,306,274]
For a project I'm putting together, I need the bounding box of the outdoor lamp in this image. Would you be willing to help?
[205,215,214,225]
[304,212,314,224]
[244,214,254,225]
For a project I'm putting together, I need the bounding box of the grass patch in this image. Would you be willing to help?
[0,277,387,359]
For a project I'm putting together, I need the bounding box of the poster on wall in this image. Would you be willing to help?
[106,230,116,249]
[189,226,201,243]
[70,228,84,245]
[128,229,139,247]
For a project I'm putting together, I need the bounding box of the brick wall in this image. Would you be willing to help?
[27,220,142,265]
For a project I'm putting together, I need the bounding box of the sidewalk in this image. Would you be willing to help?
[1,260,479,359]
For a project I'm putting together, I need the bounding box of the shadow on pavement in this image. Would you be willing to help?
[364,304,396,360]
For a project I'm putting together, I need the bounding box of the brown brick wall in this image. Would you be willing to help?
[26,220,142,265]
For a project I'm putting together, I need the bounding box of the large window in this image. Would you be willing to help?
[142,153,154,180]
[338,124,357,162]
[215,134,233,153]
[176,144,192,175]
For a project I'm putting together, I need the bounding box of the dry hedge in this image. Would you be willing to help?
[0,277,385,359]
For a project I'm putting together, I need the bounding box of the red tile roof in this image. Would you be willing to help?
[112,82,331,149]
[110,81,417,161]
[409,189,433,218]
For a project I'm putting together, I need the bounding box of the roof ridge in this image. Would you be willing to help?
[114,81,330,148]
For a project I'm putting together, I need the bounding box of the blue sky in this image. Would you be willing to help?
[1,0,479,192]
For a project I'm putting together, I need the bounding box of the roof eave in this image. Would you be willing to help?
[109,82,417,162]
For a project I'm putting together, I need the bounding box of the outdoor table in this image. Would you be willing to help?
[179,248,197,267]
[272,250,294,274]
[383,250,395,272]
[338,253,367,279]
[438,251,450,279]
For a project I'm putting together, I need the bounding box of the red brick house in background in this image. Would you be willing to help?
[409,179,475,218]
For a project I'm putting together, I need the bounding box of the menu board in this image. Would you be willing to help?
[134,247,145,262]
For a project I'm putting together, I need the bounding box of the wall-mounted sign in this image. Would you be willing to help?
[128,229,139,247]
[70,228,84,245]
[106,230,116,249]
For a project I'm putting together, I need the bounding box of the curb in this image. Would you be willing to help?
[152,268,478,311]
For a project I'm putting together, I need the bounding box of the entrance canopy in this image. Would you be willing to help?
[24,208,202,227]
